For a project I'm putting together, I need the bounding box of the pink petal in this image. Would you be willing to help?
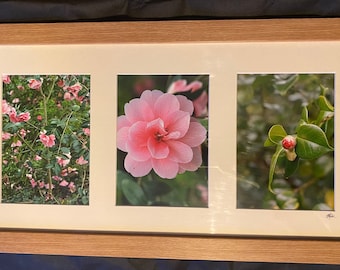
[180,120,207,147]
[193,91,208,117]
[176,95,194,115]
[165,110,190,139]
[140,89,163,107]
[167,140,193,163]
[124,98,154,123]
[167,80,188,94]
[185,81,203,92]
[117,115,130,130]
[126,121,151,161]
[179,146,203,173]
[117,126,129,151]
[154,93,180,118]
[147,137,169,159]
[124,154,152,177]
[151,158,179,179]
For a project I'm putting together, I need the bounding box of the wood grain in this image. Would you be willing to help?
[0,18,340,44]
[0,18,340,264]
[0,231,340,264]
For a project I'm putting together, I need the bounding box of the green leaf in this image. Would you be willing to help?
[284,157,299,178]
[268,146,285,193]
[121,178,148,205]
[264,137,276,147]
[267,125,287,144]
[318,95,334,112]
[301,106,309,123]
[296,124,333,159]
[275,74,299,95]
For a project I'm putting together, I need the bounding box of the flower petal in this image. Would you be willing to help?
[147,137,169,159]
[167,140,193,163]
[154,93,180,118]
[125,98,154,123]
[165,110,190,138]
[152,158,179,179]
[117,126,129,152]
[176,95,194,115]
[125,154,152,177]
[167,80,188,94]
[126,122,150,161]
[140,89,163,107]
[180,120,207,147]
[179,146,203,173]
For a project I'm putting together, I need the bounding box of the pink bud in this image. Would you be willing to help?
[282,135,296,150]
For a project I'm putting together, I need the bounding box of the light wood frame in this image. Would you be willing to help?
[0,18,340,265]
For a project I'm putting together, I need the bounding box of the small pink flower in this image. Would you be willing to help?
[2,75,11,84]
[19,129,27,138]
[167,79,203,94]
[57,79,65,88]
[36,115,43,121]
[56,156,70,167]
[30,179,37,188]
[28,78,43,90]
[34,155,42,161]
[11,140,22,147]
[3,160,8,165]
[17,112,30,122]
[17,85,24,90]
[52,176,62,181]
[66,82,82,93]
[45,183,54,189]
[83,128,90,136]
[68,182,76,193]
[117,90,207,179]
[64,92,73,101]
[9,108,18,123]
[39,132,56,147]
[193,91,208,117]
[76,156,88,165]
[38,181,45,189]
[2,100,12,114]
[2,132,12,140]
[59,180,69,187]
[12,98,19,104]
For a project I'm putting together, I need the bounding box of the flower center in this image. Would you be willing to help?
[154,129,168,142]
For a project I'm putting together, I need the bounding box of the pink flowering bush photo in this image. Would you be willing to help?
[117,75,208,207]
[2,74,90,204]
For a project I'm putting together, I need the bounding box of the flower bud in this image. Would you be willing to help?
[282,135,296,150]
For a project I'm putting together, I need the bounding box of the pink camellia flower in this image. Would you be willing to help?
[34,155,42,161]
[76,156,88,165]
[11,140,22,147]
[83,127,90,136]
[30,179,37,188]
[59,180,69,187]
[12,98,19,104]
[36,115,43,121]
[2,75,11,84]
[2,132,12,140]
[68,182,76,193]
[28,78,43,90]
[17,112,30,122]
[2,100,11,114]
[117,90,207,179]
[39,132,56,147]
[56,156,70,167]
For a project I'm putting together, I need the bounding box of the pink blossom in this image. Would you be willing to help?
[36,115,43,121]
[11,140,22,147]
[56,156,70,167]
[59,180,69,187]
[83,128,90,136]
[39,132,56,147]
[12,98,19,104]
[3,160,8,165]
[64,92,73,101]
[52,176,62,181]
[117,90,207,179]
[19,129,27,138]
[45,183,55,189]
[193,91,208,117]
[2,75,11,84]
[28,78,43,90]
[57,79,65,88]
[34,155,42,161]
[30,179,37,188]
[167,79,203,94]
[17,112,30,122]
[38,181,45,189]
[2,132,12,140]
[9,108,18,123]
[2,100,12,114]
[17,85,24,90]
[68,182,76,193]
[76,156,88,165]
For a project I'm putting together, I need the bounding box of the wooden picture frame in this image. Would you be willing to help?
[0,18,340,265]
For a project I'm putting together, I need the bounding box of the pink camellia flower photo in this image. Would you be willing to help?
[2,75,11,85]
[117,90,207,179]
[28,78,43,90]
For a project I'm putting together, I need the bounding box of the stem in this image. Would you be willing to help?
[57,111,73,154]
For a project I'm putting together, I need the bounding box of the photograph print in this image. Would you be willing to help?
[116,74,209,207]
[237,73,334,210]
[2,74,90,205]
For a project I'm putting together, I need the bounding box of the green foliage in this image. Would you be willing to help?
[2,75,90,205]
[237,73,334,210]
